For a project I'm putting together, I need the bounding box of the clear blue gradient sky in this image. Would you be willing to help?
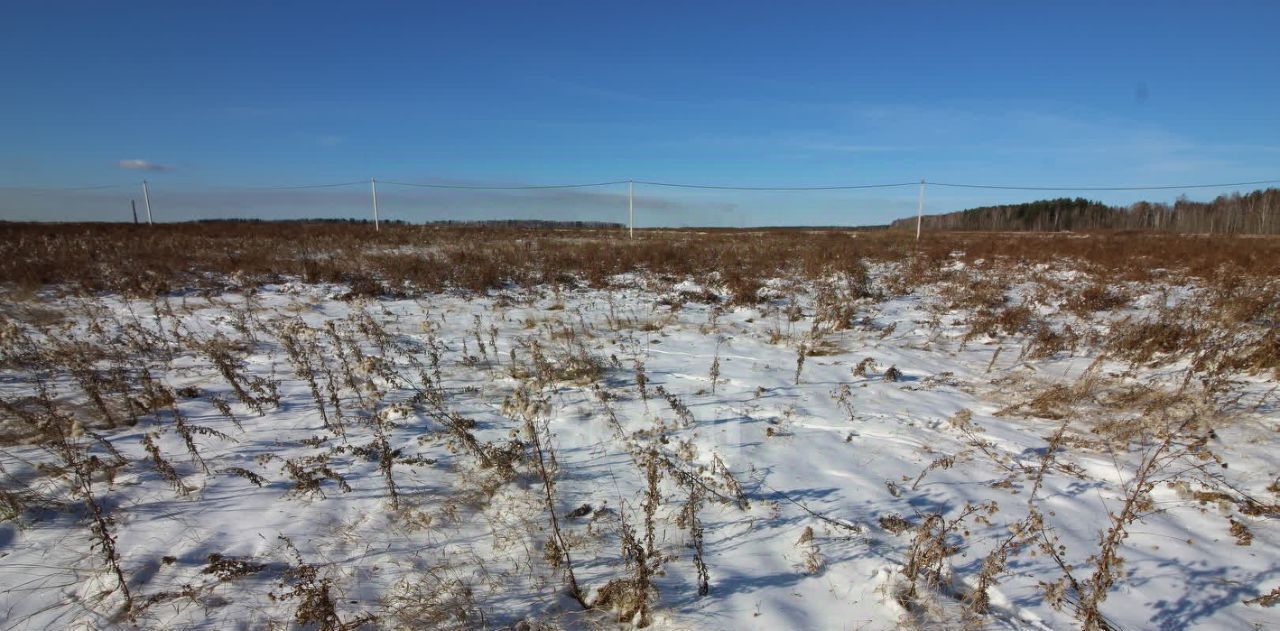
[2,1,1278,225]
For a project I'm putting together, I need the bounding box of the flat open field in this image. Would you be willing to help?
[1,225,1277,630]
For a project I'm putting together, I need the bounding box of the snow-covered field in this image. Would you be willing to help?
[1,261,1277,630]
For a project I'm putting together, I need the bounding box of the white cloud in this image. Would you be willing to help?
[117,159,172,172]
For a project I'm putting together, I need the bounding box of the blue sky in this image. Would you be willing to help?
[2,1,1279,225]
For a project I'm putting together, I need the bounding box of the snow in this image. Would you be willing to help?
[0,268,1276,630]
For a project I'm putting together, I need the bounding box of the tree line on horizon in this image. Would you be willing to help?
[891,188,1280,234]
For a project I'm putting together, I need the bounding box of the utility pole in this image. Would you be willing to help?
[131,200,138,224]
[915,179,925,240]
[370,177,380,231]
[628,179,634,240]
[141,180,154,225]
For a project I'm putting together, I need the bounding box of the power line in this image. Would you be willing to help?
[379,179,629,190]
[0,184,122,191]
[928,178,1280,191]
[634,180,918,191]
[3,177,1279,194]
[221,180,368,190]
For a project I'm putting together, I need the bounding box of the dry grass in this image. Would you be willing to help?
[4,223,1277,298]
[1,223,1277,629]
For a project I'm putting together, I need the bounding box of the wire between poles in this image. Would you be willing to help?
[379,179,629,190]
[4,177,1280,194]
[228,181,368,190]
[0,184,123,191]
[634,180,918,191]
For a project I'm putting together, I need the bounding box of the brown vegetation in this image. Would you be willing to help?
[0,222,1276,628]
[3,222,1277,299]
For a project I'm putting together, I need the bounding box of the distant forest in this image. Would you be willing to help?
[891,188,1280,234]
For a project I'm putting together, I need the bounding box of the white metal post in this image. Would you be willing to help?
[628,179,634,240]
[370,177,380,231]
[915,178,925,240]
[141,180,154,225]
